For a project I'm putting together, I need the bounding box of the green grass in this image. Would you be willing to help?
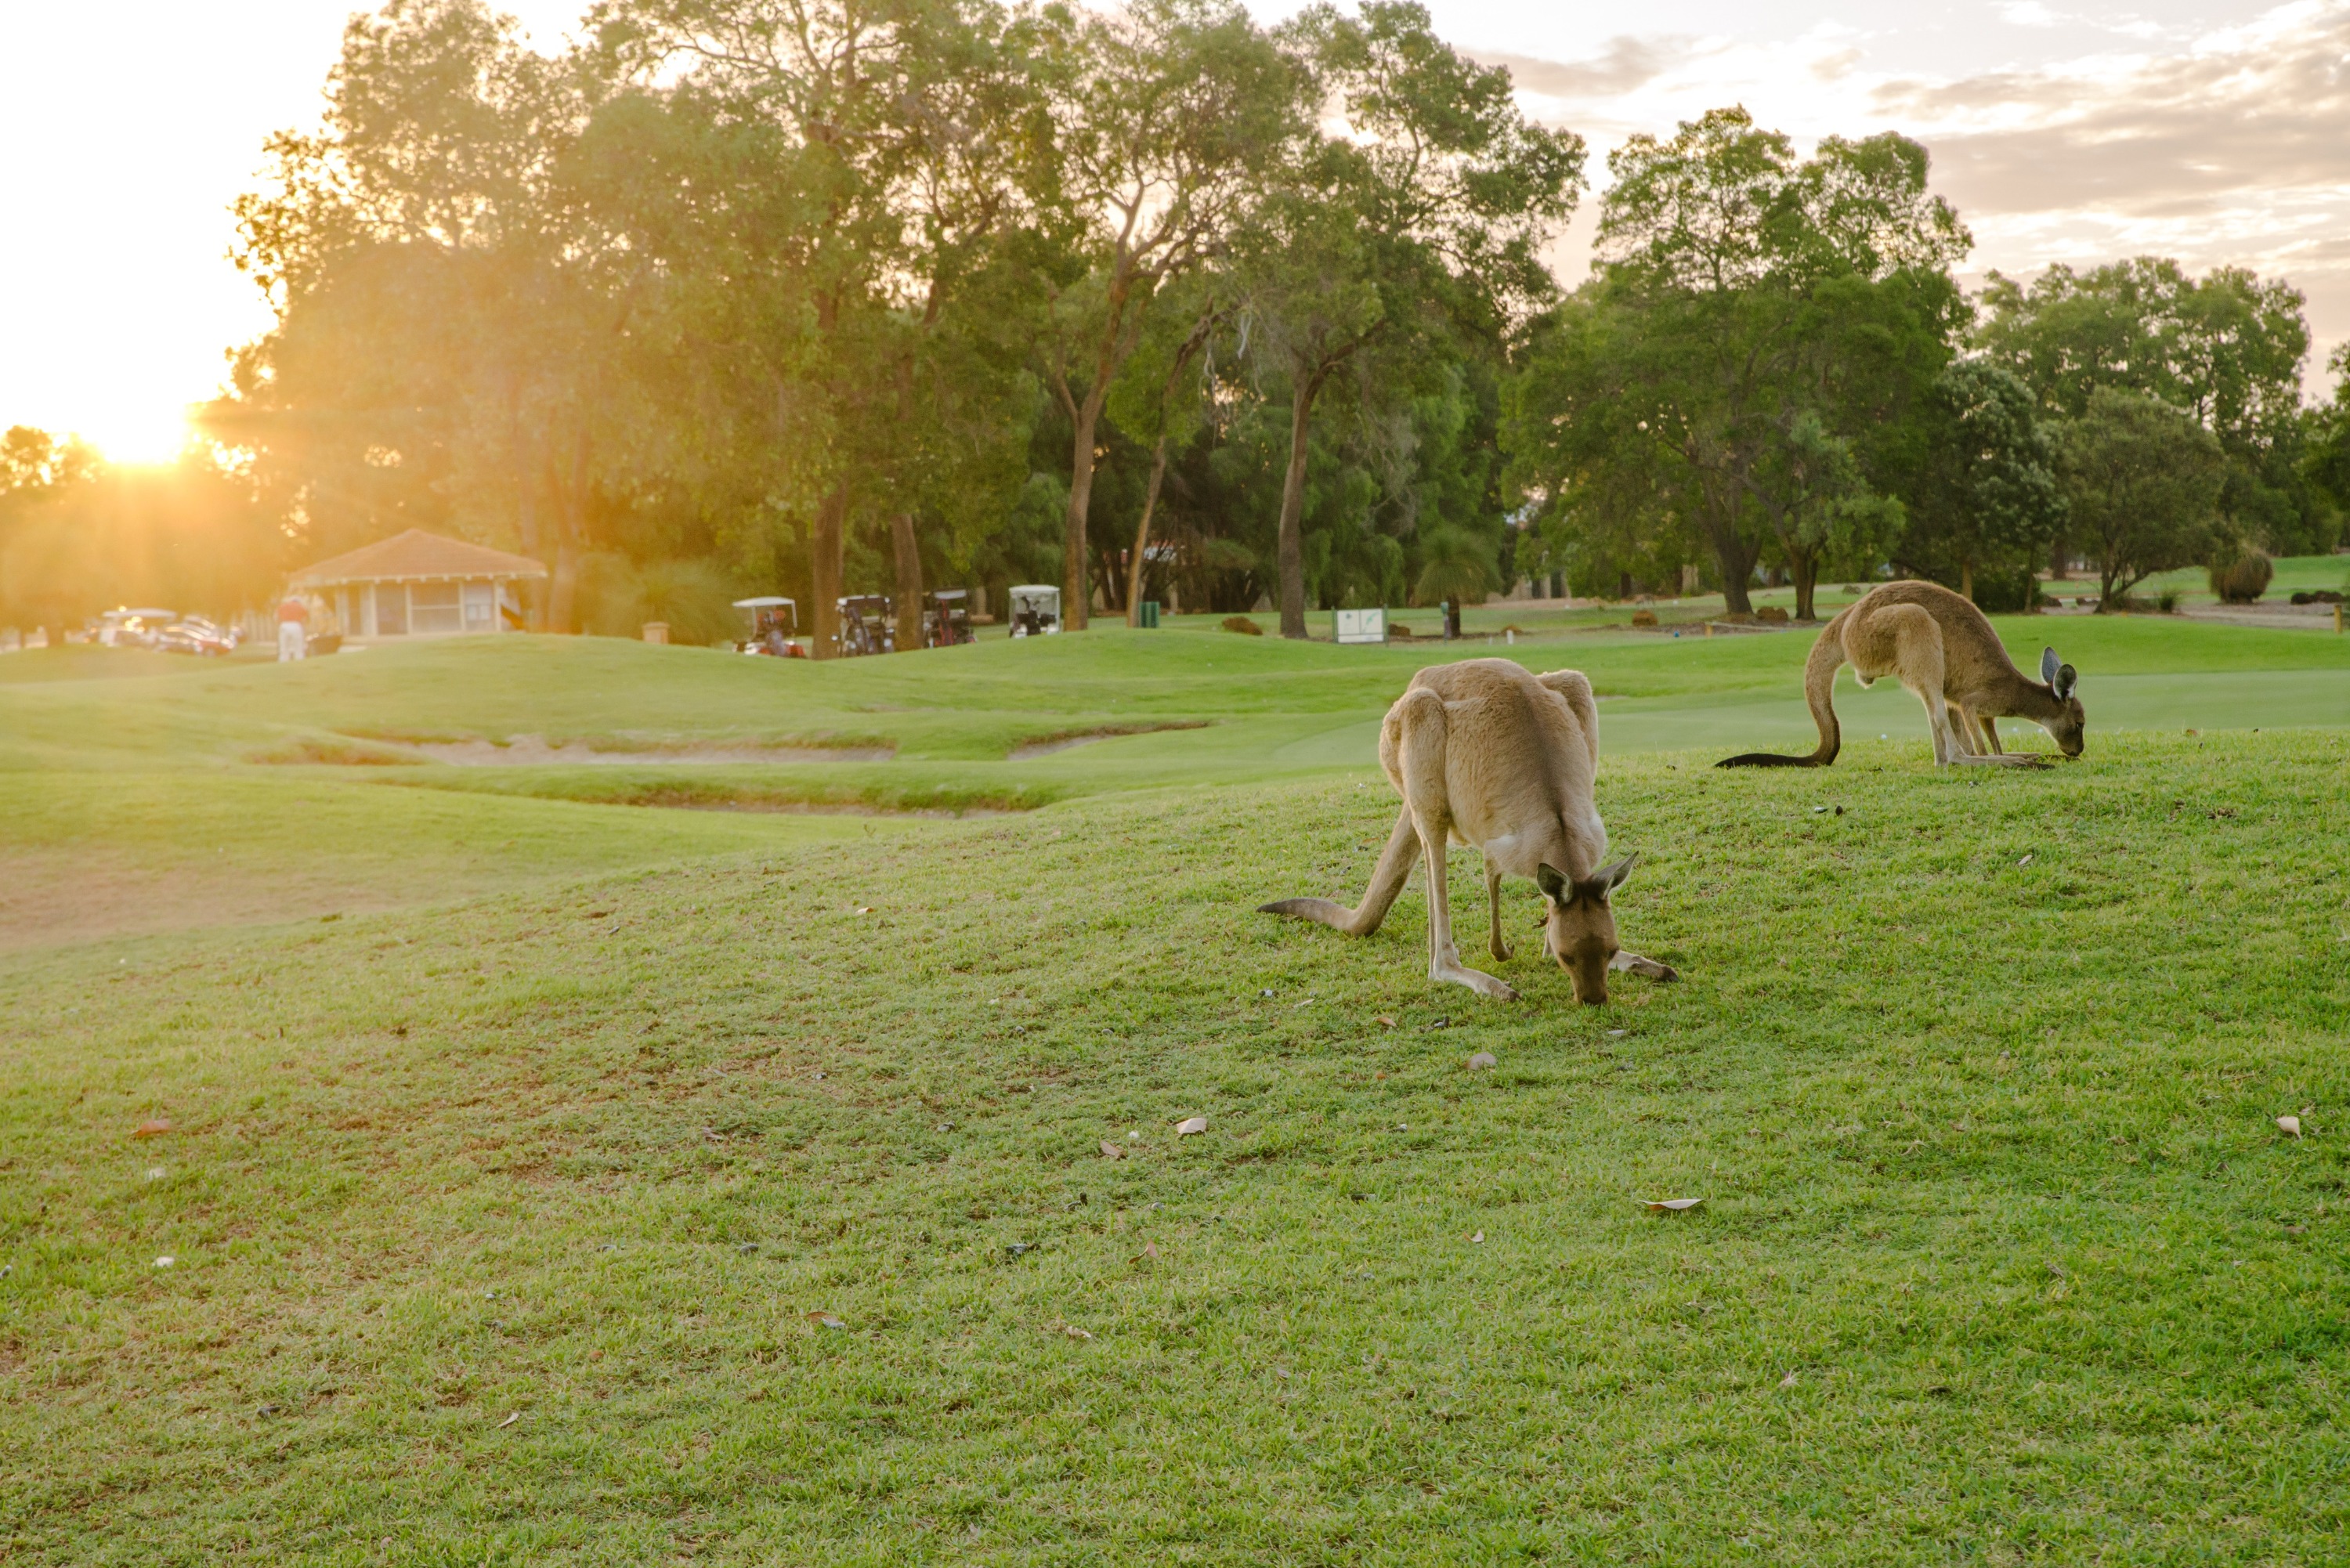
[2135,553,2350,606]
[5,622,2350,1561]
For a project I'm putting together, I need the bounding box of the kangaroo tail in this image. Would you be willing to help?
[1259,805,1419,935]
[1718,617,1846,768]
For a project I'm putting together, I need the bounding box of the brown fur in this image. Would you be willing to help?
[1718,580,2084,768]
[1259,659,1676,1003]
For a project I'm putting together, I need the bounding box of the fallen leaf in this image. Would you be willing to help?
[154,1255,176,1267]
[1778,1371,1799,1389]
[1062,1324,1094,1341]
[855,907,871,915]
[807,1311,846,1330]
[1640,1198,1704,1212]
[1471,1230,1485,1244]
[2278,1115,2302,1138]
[1100,1140,1124,1159]
[2016,854,2034,867]
[1176,1117,1208,1136]
[1467,1052,1497,1070]
[497,1412,520,1429]
[1376,1015,1397,1028]
[132,1119,171,1138]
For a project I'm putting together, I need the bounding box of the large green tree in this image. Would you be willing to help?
[2059,386,2226,607]
[1893,359,2066,605]
[1506,108,1968,618]
[1978,258,2332,560]
[1029,0,1303,630]
[1238,1,1582,638]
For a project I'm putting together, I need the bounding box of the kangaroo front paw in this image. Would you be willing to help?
[1611,951,1679,982]
[1489,938,1513,963]
[1435,963,1519,1001]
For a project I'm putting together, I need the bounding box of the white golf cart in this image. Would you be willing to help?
[1008,584,1061,638]
[732,596,804,657]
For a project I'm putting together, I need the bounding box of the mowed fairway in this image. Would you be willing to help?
[4,620,2349,1563]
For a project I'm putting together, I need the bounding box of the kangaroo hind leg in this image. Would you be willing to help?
[1392,688,1516,1001]
[1259,806,1420,935]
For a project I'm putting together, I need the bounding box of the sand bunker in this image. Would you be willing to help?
[1007,722,1207,761]
[409,735,895,765]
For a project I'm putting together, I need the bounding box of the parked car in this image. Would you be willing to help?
[157,615,239,656]
[93,607,179,649]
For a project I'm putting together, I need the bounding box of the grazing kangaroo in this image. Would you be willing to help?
[1259,659,1677,1004]
[1718,580,2084,769]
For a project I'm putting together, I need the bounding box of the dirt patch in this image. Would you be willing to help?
[1007,721,1209,761]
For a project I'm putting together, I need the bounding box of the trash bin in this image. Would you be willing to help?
[1138,601,1160,628]
[642,622,669,644]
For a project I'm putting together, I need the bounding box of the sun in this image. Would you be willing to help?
[78,405,193,468]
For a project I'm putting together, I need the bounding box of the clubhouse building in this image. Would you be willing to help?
[291,529,547,640]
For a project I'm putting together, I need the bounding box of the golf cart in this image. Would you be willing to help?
[836,594,895,656]
[732,596,804,657]
[925,589,974,647]
[1008,584,1061,638]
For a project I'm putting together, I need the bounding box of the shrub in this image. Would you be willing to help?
[2207,551,2273,604]
[1756,605,1789,623]
[1220,615,1262,636]
[2157,590,2181,612]
[1629,609,1658,627]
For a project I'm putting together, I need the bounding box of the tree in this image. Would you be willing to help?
[1978,258,2330,559]
[2058,386,2225,607]
[226,0,645,630]
[1030,0,1303,630]
[1506,109,1967,616]
[1236,1,1581,638]
[1894,359,2064,605]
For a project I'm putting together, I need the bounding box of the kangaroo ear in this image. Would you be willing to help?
[1535,864,1568,901]
[2039,645,2061,685]
[1579,853,1640,901]
[2053,663,2078,700]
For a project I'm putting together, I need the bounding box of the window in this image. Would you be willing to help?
[374,583,406,635]
[462,582,495,631]
[411,582,461,634]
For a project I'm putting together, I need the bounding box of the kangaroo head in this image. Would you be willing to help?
[1535,854,1638,1004]
[2037,646,2085,757]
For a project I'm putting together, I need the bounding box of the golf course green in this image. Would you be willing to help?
[4,610,2347,1562]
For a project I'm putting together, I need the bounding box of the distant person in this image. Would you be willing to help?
[277,596,309,661]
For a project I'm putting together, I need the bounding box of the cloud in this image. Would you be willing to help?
[1886,9,2350,220]
[1482,36,1687,99]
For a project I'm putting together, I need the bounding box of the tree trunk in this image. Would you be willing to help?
[2050,539,2068,580]
[1793,556,1817,623]
[1126,434,1171,627]
[891,512,924,651]
[1061,392,1106,633]
[548,539,579,634]
[809,483,848,659]
[1274,375,1318,640]
[1709,531,1757,615]
[515,482,543,630]
[1959,556,1975,603]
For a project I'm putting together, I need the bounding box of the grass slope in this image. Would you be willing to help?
[5,731,2348,1563]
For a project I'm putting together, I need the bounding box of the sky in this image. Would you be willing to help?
[5,1,2346,463]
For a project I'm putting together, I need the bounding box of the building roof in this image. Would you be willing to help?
[291,529,550,588]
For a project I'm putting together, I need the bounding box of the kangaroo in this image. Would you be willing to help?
[1259,659,1677,1004]
[1718,580,2084,769]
